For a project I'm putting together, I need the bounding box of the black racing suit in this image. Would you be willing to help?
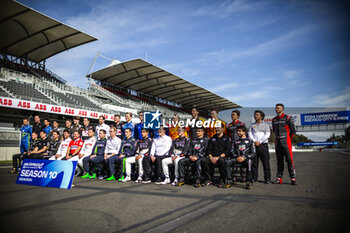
[111,122,123,140]
[178,137,209,180]
[226,137,256,183]
[81,125,94,141]
[227,120,245,142]
[43,139,61,159]
[32,122,44,135]
[202,134,231,182]
[135,137,153,156]
[272,113,296,179]
[83,138,107,175]
[29,138,48,159]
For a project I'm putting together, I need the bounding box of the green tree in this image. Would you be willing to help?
[326,133,346,148]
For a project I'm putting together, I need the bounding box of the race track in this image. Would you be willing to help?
[1,151,349,233]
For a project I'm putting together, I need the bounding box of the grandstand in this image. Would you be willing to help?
[0,0,240,160]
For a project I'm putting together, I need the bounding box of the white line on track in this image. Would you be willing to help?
[144,200,227,233]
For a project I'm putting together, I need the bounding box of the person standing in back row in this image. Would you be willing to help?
[272,103,297,185]
[249,110,271,184]
[227,110,245,142]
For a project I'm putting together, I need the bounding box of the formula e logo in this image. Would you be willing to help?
[144,110,161,130]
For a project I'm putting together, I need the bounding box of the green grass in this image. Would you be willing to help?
[0,160,11,164]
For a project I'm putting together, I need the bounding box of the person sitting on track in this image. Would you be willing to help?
[202,123,231,187]
[71,128,97,176]
[123,128,153,183]
[225,125,256,189]
[114,128,137,181]
[103,127,122,181]
[10,131,39,174]
[142,126,172,184]
[160,127,190,185]
[177,127,209,187]
[82,130,107,179]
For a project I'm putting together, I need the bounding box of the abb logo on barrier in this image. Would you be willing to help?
[35,104,47,111]
[0,98,13,106]
[17,101,30,108]
[65,108,74,114]
[0,97,115,121]
[50,106,61,113]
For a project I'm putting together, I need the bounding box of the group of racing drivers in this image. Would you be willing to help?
[10,103,297,189]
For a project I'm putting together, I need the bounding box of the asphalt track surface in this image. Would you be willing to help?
[1,151,350,233]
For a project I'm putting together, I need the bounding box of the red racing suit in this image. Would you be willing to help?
[272,113,296,179]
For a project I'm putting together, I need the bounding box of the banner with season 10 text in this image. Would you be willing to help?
[16,159,77,189]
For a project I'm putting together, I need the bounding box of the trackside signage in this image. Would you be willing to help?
[300,111,350,125]
[0,96,115,121]
[297,141,338,147]
[16,159,77,189]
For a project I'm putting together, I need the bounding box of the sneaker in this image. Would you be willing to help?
[193,179,202,188]
[223,180,232,188]
[291,178,297,185]
[81,173,90,179]
[273,178,282,184]
[177,178,185,186]
[154,177,162,184]
[217,181,225,188]
[135,176,143,183]
[106,175,116,181]
[203,180,212,186]
[98,175,104,180]
[89,173,96,179]
[142,178,152,184]
[171,179,178,186]
[246,182,252,189]
[160,177,171,185]
[9,168,17,174]
[122,176,131,182]
[265,180,271,184]
[118,175,125,182]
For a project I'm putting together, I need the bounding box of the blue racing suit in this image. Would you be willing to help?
[20,124,32,154]
[122,121,135,138]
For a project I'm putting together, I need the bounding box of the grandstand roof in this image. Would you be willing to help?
[87,59,241,112]
[0,0,97,62]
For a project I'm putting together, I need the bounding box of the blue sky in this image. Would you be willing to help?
[19,0,350,108]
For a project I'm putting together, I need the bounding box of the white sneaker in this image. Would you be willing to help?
[160,177,171,185]
[122,176,131,182]
[135,176,142,183]
[171,179,178,186]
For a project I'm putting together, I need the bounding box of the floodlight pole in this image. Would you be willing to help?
[86,52,118,87]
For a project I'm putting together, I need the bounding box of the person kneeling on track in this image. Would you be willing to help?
[41,130,61,160]
[142,126,172,184]
[63,131,83,160]
[123,128,152,183]
[202,123,231,187]
[71,128,97,176]
[10,132,39,174]
[106,128,136,181]
[49,129,72,160]
[103,127,122,181]
[161,127,190,185]
[225,125,256,189]
[81,130,107,179]
[177,127,209,187]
